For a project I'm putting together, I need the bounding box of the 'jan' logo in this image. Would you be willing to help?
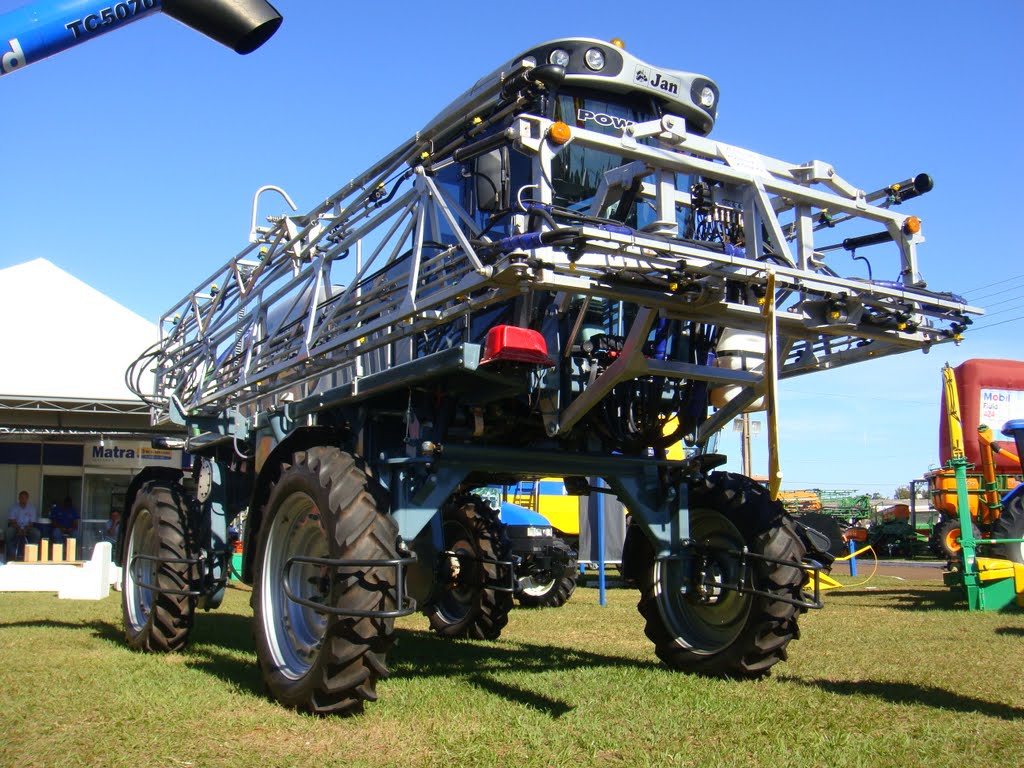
[634,65,680,96]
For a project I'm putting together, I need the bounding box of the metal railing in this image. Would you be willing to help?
[130,106,980,437]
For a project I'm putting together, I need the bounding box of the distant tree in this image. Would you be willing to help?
[871,492,883,500]
[894,485,912,500]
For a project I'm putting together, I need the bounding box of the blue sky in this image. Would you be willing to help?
[2,0,1022,495]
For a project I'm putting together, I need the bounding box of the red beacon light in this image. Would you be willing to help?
[480,325,554,366]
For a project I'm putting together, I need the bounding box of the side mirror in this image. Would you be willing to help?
[475,146,509,213]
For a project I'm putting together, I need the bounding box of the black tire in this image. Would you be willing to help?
[992,494,1024,565]
[632,471,808,678]
[929,517,978,561]
[251,447,398,716]
[122,480,196,653]
[424,495,513,639]
[517,570,578,608]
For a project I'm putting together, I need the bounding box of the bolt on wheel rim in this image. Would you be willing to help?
[125,509,157,631]
[262,491,329,680]
[655,509,752,654]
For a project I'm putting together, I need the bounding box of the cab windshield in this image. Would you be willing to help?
[550,91,659,212]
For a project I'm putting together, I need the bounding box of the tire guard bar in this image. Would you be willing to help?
[128,552,224,598]
[443,550,519,594]
[282,554,418,619]
[662,545,825,610]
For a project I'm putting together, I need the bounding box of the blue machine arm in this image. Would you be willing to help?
[0,0,281,77]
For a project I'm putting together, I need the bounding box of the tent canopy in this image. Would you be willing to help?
[0,259,157,402]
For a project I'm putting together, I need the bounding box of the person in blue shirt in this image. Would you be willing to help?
[50,496,80,545]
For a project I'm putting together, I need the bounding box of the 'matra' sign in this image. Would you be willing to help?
[85,442,176,468]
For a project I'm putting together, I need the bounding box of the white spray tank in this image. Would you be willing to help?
[709,328,766,411]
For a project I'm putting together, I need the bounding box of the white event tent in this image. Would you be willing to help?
[0,259,178,539]
[0,258,158,435]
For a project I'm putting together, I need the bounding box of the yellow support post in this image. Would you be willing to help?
[762,270,782,500]
[942,364,966,461]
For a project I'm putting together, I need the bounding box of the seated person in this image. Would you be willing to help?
[5,490,42,562]
[50,496,80,545]
[101,509,121,545]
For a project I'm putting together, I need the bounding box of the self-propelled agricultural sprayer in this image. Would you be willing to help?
[117,38,981,714]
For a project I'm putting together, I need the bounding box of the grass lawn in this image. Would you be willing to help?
[1,577,1022,768]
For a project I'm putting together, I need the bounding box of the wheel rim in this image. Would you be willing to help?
[434,520,480,623]
[124,509,157,632]
[654,509,752,654]
[519,577,556,597]
[261,491,329,680]
[944,527,962,553]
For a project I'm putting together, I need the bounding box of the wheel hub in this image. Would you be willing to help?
[694,556,726,604]
[440,550,463,587]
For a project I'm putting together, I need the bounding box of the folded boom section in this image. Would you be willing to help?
[128,56,978,453]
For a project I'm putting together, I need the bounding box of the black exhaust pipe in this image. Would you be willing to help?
[162,0,282,54]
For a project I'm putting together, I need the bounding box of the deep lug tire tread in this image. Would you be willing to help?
[122,481,196,653]
[252,446,397,716]
[634,471,808,678]
[425,495,513,640]
[991,494,1024,565]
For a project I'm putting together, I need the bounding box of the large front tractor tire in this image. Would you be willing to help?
[630,472,810,678]
[252,447,399,716]
[122,480,197,653]
[424,495,513,639]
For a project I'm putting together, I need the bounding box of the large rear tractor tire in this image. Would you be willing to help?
[991,494,1024,565]
[122,480,196,653]
[631,472,809,678]
[252,447,398,716]
[424,495,513,639]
